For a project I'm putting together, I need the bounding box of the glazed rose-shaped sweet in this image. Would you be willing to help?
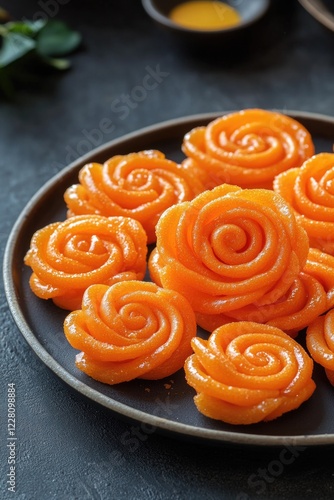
[196,272,328,337]
[184,322,316,425]
[274,153,334,255]
[64,281,197,384]
[64,150,204,244]
[304,248,334,309]
[306,309,334,386]
[24,215,147,310]
[181,109,314,190]
[149,184,309,326]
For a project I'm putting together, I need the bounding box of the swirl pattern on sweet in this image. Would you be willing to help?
[274,153,334,255]
[184,322,316,425]
[182,109,314,190]
[64,150,203,244]
[306,309,334,386]
[196,272,328,337]
[64,281,197,384]
[24,215,147,310]
[149,184,309,322]
[304,248,334,309]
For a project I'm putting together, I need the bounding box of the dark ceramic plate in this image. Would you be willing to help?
[298,0,334,32]
[4,111,334,447]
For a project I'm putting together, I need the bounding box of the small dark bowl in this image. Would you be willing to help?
[141,0,271,52]
[298,0,334,33]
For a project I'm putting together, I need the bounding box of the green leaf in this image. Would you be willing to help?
[6,19,46,37]
[0,32,36,68]
[36,20,81,57]
[0,18,81,98]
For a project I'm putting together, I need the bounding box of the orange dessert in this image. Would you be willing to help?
[182,109,314,189]
[64,281,197,384]
[184,322,316,425]
[306,309,334,386]
[196,272,327,337]
[24,215,147,310]
[149,183,316,333]
[64,150,204,244]
[274,153,334,255]
[304,247,334,309]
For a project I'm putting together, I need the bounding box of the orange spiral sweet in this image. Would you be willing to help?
[64,150,204,244]
[182,109,314,190]
[64,281,197,384]
[274,153,334,255]
[24,215,147,310]
[184,322,316,425]
[306,309,334,386]
[196,272,327,337]
[149,184,309,326]
[304,248,334,309]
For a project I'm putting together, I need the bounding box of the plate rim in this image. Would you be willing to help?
[4,110,334,447]
[298,0,334,32]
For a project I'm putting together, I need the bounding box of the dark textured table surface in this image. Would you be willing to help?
[2,1,334,499]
